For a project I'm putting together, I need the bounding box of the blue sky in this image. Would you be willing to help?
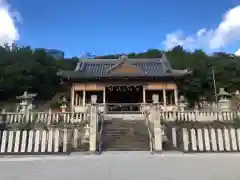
[6,0,240,57]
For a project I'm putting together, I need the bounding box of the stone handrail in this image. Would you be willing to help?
[97,111,104,154]
[1,109,240,124]
[159,111,240,122]
[141,107,154,152]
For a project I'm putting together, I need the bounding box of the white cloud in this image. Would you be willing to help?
[0,0,20,46]
[235,49,240,56]
[162,5,240,52]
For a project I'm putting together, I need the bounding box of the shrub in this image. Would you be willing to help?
[233,116,240,128]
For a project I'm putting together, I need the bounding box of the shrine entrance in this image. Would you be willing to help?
[106,85,143,113]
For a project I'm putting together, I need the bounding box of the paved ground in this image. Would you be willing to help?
[1,152,240,180]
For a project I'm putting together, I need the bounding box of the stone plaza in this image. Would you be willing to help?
[0,152,240,180]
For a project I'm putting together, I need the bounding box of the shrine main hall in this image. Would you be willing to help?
[58,55,191,113]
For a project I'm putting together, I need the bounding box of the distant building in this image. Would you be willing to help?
[36,48,64,60]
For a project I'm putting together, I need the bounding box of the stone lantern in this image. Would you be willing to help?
[179,95,187,111]
[217,88,231,111]
[17,91,37,113]
[235,90,240,96]
[16,91,37,122]
[60,96,68,112]
[232,90,240,111]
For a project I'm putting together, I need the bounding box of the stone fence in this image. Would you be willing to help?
[160,120,240,153]
[0,128,89,154]
[181,127,240,152]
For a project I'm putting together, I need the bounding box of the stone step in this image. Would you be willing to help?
[104,127,146,130]
[104,123,145,126]
[103,136,149,140]
[103,143,149,147]
[103,139,149,143]
[103,134,148,140]
[103,147,149,150]
[103,133,149,136]
[103,148,149,151]
[101,119,150,151]
[104,143,149,146]
[103,131,147,133]
[104,143,149,147]
[103,129,148,133]
[103,126,146,129]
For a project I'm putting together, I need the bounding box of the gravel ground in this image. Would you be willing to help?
[0,152,240,180]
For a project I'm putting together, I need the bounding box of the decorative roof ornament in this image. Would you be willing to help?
[75,60,84,71]
[184,68,192,74]
[120,55,128,60]
[116,55,127,65]
[107,55,129,73]
[161,53,172,72]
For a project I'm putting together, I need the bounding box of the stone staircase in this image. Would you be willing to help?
[101,119,150,151]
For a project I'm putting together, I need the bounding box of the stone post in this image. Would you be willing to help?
[83,90,86,106]
[174,88,178,106]
[71,86,74,112]
[152,94,162,152]
[60,105,67,112]
[89,95,98,153]
[60,96,68,112]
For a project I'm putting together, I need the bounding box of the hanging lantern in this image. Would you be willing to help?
[109,86,113,91]
[130,86,133,91]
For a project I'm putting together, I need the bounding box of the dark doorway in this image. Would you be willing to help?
[106,85,143,112]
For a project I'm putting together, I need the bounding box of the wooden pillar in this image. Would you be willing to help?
[174,88,178,106]
[143,86,146,103]
[103,87,106,103]
[78,93,82,105]
[75,92,78,106]
[163,89,167,107]
[71,85,74,112]
[83,90,86,106]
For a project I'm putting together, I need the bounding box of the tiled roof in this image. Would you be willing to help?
[58,57,190,79]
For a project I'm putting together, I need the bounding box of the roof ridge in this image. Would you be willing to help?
[78,58,163,64]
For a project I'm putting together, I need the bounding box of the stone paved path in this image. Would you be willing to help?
[0,152,240,180]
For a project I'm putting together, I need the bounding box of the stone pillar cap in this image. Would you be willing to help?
[218,88,230,96]
[91,95,97,104]
[152,94,159,104]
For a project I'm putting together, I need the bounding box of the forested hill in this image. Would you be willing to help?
[0,45,240,105]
